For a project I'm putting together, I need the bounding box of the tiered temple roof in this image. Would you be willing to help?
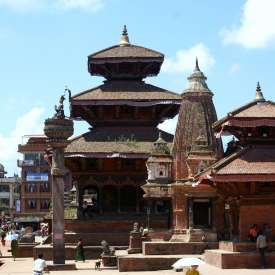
[198,84,275,183]
[67,26,181,157]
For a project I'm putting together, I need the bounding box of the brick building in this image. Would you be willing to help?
[0,164,20,218]
[17,136,51,223]
[199,83,275,241]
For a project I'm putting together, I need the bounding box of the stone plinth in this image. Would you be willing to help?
[127,232,142,254]
[17,243,38,258]
[102,255,117,267]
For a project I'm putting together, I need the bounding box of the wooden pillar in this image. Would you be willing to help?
[98,187,103,214]
[136,186,140,213]
[188,198,194,229]
[117,187,121,213]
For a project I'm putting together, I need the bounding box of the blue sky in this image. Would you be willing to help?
[0,0,275,175]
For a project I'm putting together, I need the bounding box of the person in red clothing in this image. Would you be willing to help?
[249,224,259,242]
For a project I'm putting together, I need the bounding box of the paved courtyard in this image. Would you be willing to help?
[1,257,275,275]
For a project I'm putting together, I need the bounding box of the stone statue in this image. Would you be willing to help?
[54,95,65,119]
[132,222,139,233]
[101,240,115,256]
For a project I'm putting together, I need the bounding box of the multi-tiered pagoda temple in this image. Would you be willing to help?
[64,27,181,228]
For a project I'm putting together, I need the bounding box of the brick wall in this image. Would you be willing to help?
[239,203,275,241]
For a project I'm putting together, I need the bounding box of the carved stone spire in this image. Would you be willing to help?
[255,81,265,102]
[172,59,223,180]
[184,58,210,93]
[120,25,130,46]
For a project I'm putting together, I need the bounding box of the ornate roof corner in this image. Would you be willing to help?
[120,25,130,46]
[255,81,265,102]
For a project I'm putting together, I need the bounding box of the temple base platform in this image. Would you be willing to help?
[205,241,275,269]
[118,254,191,272]
[117,240,217,271]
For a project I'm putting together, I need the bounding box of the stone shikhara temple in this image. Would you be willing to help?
[37,27,275,270]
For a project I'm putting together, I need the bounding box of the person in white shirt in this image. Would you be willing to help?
[33,254,47,275]
[256,230,267,268]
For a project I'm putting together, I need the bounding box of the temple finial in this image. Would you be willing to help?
[255,81,265,101]
[120,25,130,46]
[194,57,200,72]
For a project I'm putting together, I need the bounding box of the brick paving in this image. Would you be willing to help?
[1,257,275,275]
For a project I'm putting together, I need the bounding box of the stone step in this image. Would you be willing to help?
[33,245,127,261]
[118,254,202,272]
[44,232,130,246]
[219,241,275,252]
[205,249,275,268]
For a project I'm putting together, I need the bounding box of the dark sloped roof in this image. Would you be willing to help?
[234,101,275,117]
[199,146,275,176]
[72,81,181,101]
[89,44,164,60]
[65,128,173,155]
[214,101,275,128]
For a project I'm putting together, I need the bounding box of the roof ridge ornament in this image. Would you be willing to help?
[120,25,130,46]
[255,81,265,102]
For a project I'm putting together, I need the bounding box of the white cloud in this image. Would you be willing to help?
[56,0,104,12]
[162,43,215,74]
[222,0,275,48]
[0,0,46,12]
[0,107,44,175]
[0,0,105,12]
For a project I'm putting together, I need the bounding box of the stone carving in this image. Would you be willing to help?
[101,240,115,256]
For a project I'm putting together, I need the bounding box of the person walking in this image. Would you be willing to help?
[256,230,268,268]
[10,237,18,261]
[33,254,48,275]
[75,238,85,262]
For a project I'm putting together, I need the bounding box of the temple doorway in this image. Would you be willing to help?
[120,185,136,212]
[102,185,118,212]
[193,199,211,228]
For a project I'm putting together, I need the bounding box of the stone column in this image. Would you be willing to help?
[44,115,73,265]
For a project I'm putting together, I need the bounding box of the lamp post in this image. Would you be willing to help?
[44,95,73,265]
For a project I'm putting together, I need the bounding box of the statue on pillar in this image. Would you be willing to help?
[44,90,74,265]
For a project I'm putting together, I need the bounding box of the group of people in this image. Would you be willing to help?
[249,223,272,268]
[249,223,272,242]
